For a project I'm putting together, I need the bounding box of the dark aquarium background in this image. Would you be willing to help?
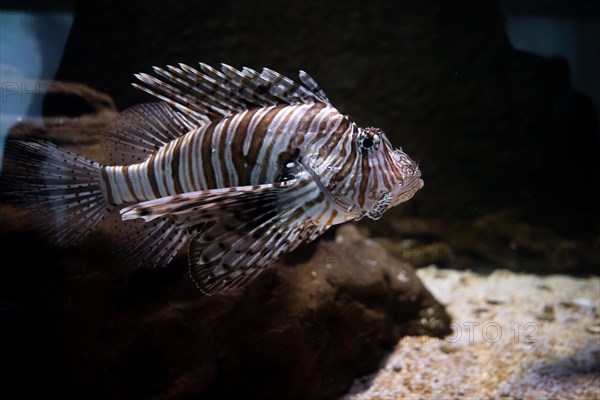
[1,0,598,399]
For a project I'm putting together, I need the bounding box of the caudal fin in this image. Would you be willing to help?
[1,138,113,246]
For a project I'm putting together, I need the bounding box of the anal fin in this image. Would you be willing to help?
[109,213,192,269]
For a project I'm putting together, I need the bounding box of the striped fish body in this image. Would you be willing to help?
[1,63,423,295]
[102,104,338,203]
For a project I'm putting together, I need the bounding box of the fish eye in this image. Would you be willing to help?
[356,128,381,154]
[362,137,374,148]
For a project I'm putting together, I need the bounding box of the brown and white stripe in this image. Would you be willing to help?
[101,103,345,208]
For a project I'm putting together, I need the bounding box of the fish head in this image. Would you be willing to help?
[326,125,423,221]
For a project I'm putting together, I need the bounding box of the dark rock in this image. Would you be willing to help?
[486,298,507,306]
[536,304,555,322]
[0,220,449,400]
[439,343,460,354]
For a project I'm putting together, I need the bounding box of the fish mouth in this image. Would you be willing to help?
[391,174,424,206]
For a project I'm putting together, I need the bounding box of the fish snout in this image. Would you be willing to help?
[392,172,423,206]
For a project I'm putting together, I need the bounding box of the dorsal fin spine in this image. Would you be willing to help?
[299,70,329,102]
[132,74,208,124]
[197,63,259,107]
[132,62,331,122]
[165,65,244,115]
[152,66,222,116]
[220,64,271,106]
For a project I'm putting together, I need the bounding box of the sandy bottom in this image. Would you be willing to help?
[344,266,600,400]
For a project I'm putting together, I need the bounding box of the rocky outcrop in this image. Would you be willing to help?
[0,220,449,400]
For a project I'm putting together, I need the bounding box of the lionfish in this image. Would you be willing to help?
[1,63,423,294]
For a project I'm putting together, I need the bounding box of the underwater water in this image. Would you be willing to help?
[0,1,598,399]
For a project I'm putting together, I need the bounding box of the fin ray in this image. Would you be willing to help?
[133,63,331,122]
[110,215,193,269]
[119,181,294,225]
[188,205,321,295]
[1,138,113,247]
[102,102,193,165]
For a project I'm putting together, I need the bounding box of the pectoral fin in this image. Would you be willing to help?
[119,178,324,294]
[119,180,297,225]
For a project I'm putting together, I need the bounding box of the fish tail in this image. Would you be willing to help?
[1,138,113,246]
